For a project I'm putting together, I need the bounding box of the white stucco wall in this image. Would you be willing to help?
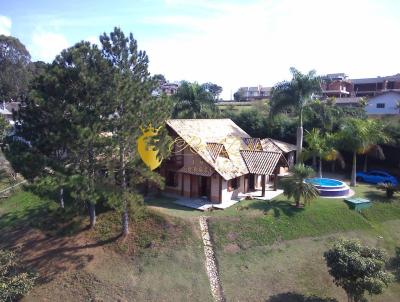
[221,175,246,203]
[365,92,400,115]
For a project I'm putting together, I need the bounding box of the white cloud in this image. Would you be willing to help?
[29,31,70,62]
[0,15,12,35]
[141,0,400,99]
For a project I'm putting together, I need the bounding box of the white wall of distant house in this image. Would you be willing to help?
[366,92,400,115]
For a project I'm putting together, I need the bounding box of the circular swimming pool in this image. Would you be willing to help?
[305,178,345,188]
[305,178,350,197]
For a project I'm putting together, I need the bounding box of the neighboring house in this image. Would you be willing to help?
[160,119,289,204]
[0,102,13,125]
[152,82,179,97]
[235,86,271,101]
[365,92,400,115]
[352,74,400,97]
[321,73,353,98]
[332,97,365,107]
[321,73,400,99]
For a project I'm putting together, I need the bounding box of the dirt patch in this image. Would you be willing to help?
[223,243,241,254]
[227,232,238,241]
[0,226,109,284]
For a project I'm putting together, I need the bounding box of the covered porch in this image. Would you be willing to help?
[240,150,288,197]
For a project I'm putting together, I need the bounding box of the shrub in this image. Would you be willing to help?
[0,249,37,301]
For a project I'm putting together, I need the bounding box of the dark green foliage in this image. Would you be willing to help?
[0,35,31,102]
[270,67,321,162]
[324,239,394,302]
[280,164,319,207]
[11,41,115,226]
[100,27,172,235]
[172,81,218,118]
[201,82,222,101]
[0,249,37,301]
[377,182,399,198]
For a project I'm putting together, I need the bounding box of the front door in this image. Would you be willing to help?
[199,176,210,199]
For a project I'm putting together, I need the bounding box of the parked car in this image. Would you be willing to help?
[356,170,398,185]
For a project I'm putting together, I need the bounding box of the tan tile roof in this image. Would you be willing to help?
[178,166,214,176]
[166,119,250,180]
[240,150,287,175]
[242,138,263,151]
[261,138,296,153]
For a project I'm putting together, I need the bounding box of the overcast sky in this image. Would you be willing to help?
[1,0,400,99]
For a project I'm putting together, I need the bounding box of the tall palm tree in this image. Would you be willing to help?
[270,68,321,163]
[304,129,343,178]
[338,119,389,187]
[172,81,217,118]
[280,164,319,208]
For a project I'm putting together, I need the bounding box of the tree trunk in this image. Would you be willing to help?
[312,155,317,170]
[350,151,357,187]
[296,110,303,163]
[120,140,129,237]
[318,157,323,178]
[295,197,301,208]
[59,187,64,208]
[89,203,96,228]
[122,209,129,236]
[296,126,303,163]
[363,154,368,172]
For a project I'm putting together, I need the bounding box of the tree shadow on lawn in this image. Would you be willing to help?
[363,190,394,203]
[266,292,338,302]
[246,199,305,218]
[0,226,121,285]
[0,200,84,237]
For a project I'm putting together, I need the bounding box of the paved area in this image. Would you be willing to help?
[173,197,239,211]
[171,189,283,211]
[238,189,284,201]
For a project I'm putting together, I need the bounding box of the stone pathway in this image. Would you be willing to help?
[199,216,225,302]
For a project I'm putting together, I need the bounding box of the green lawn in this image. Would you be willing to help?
[2,182,400,301]
[0,189,213,302]
[204,183,400,302]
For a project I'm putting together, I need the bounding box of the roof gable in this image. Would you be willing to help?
[166,119,250,180]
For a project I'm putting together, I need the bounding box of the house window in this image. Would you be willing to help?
[166,171,178,187]
[376,103,385,109]
[228,177,240,192]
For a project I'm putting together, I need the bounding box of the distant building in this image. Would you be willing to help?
[321,73,353,98]
[0,101,20,126]
[332,97,364,107]
[321,73,400,98]
[152,82,179,97]
[234,86,271,101]
[352,74,400,97]
[365,92,400,115]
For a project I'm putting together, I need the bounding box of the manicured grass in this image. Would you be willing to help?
[208,183,400,302]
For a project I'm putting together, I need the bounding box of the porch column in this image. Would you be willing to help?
[261,174,266,197]
[274,172,278,191]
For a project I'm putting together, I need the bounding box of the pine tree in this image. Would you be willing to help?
[100,27,172,236]
[13,41,113,227]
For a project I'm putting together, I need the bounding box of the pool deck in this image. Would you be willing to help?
[166,189,284,211]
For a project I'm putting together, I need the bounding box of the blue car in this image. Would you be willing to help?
[356,170,398,186]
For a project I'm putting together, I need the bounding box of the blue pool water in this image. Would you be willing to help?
[305,178,344,187]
